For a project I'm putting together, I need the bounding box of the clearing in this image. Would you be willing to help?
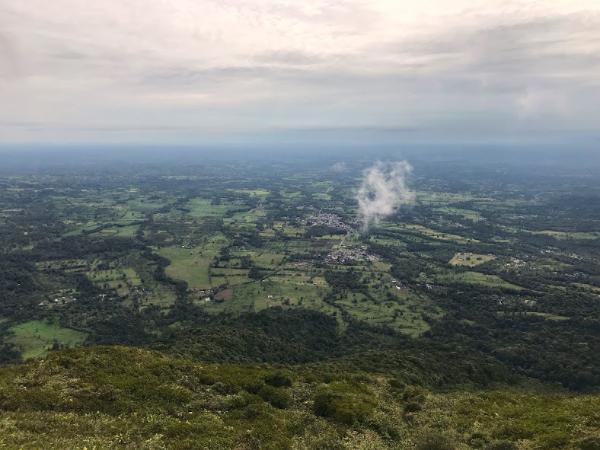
[449,252,496,267]
[7,320,87,359]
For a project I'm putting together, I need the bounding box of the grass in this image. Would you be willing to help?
[382,223,476,244]
[205,259,442,337]
[126,197,168,212]
[62,220,100,236]
[229,188,270,198]
[522,312,570,321]
[336,291,434,337]
[573,283,600,294]
[313,193,332,200]
[529,230,600,240]
[449,252,496,267]
[186,198,234,218]
[159,246,213,289]
[86,267,141,297]
[434,271,523,291]
[414,388,600,450]
[208,268,250,286]
[416,191,478,204]
[280,190,301,199]
[97,224,139,238]
[158,234,228,289]
[224,208,266,228]
[199,271,346,329]
[109,252,178,309]
[434,206,482,221]
[332,268,442,337]
[7,320,87,359]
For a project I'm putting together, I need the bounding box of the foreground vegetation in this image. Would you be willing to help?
[0,346,598,449]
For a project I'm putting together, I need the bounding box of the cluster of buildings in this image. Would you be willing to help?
[504,257,526,270]
[39,290,78,308]
[325,245,377,264]
[391,279,406,291]
[306,212,354,232]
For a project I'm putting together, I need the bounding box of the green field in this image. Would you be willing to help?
[87,267,141,297]
[336,290,434,337]
[449,252,496,267]
[186,198,234,218]
[229,188,270,198]
[159,234,228,289]
[434,271,523,290]
[529,230,600,240]
[434,206,482,221]
[382,223,476,244]
[7,320,87,359]
[97,224,139,237]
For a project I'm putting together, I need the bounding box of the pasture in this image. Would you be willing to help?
[158,234,228,289]
[449,252,496,267]
[8,320,87,359]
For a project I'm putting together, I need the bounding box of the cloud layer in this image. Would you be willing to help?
[1,1,599,144]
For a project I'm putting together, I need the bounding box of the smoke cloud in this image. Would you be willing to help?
[356,161,415,230]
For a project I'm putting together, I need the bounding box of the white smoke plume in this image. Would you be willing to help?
[356,161,415,231]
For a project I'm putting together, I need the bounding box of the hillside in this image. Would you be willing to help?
[0,346,598,449]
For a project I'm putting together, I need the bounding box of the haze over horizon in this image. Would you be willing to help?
[1,1,600,147]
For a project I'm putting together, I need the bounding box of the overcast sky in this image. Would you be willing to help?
[1,1,599,146]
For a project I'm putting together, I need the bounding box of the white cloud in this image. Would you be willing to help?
[357,161,415,230]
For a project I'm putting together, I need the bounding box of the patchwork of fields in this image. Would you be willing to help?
[1,159,599,397]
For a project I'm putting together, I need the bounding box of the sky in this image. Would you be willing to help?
[1,1,599,146]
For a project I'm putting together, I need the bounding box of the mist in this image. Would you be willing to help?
[356,161,415,231]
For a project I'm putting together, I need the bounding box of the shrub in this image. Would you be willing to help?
[257,384,290,409]
[389,377,405,391]
[486,440,517,450]
[264,371,292,388]
[196,373,217,385]
[404,401,423,413]
[416,432,456,450]
[402,385,426,403]
[313,383,375,425]
[578,436,600,450]
[212,381,238,395]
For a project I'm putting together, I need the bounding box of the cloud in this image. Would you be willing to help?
[254,50,326,66]
[331,162,347,172]
[356,161,415,231]
[0,32,19,78]
[0,1,599,143]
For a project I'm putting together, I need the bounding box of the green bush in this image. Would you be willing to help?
[212,381,239,395]
[578,436,600,450]
[264,371,292,388]
[404,401,423,413]
[403,385,426,403]
[486,440,517,450]
[416,432,456,450]
[312,382,375,425]
[257,384,290,409]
